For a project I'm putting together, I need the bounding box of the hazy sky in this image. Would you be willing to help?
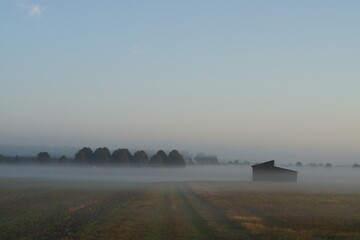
[1,1,359,162]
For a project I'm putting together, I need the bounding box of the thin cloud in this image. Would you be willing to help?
[18,2,45,18]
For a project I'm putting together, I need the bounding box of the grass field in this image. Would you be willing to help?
[0,179,359,240]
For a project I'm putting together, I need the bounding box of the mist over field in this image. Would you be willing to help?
[2,1,360,239]
[0,165,359,185]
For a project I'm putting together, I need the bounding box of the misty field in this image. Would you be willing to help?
[1,179,360,240]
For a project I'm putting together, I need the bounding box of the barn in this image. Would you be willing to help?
[252,160,297,182]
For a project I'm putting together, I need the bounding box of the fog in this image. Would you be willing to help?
[0,165,359,184]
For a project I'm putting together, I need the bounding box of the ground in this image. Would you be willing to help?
[0,179,360,240]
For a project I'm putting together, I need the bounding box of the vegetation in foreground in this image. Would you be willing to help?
[0,179,359,240]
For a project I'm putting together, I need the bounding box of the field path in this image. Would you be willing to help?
[62,182,253,240]
[0,181,256,240]
[173,182,254,240]
[2,179,360,240]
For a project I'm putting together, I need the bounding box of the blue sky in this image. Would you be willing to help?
[1,0,360,162]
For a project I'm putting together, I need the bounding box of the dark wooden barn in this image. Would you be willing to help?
[252,160,297,182]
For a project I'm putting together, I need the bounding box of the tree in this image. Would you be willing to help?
[0,154,4,163]
[296,161,303,167]
[308,163,317,167]
[111,148,131,165]
[148,153,164,167]
[241,161,250,166]
[194,153,218,165]
[75,147,93,164]
[93,147,111,164]
[325,163,333,168]
[157,150,169,165]
[132,150,148,166]
[37,152,51,163]
[353,164,360,168]
[124,149,133,163]
[168,150,185,167]
[58,155,68,164]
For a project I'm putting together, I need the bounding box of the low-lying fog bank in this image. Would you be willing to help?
[0,165,359,183]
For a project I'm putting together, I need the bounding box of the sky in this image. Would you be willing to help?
[1,0,360,163]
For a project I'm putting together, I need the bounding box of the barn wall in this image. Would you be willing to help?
[252,168,297,182]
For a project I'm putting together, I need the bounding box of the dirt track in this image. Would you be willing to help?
[1,180,360,240]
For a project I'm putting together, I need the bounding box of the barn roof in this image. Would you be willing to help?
[252,160,298,173]
[252,160,275,168]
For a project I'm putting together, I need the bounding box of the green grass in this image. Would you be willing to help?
[189,182,360,240]
[0,179,360,240]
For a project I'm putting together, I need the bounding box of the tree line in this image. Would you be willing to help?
[34,147,185,167]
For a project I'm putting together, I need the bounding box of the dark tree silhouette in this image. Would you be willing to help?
[132,150,148,166]
[0,154,4,163]
[111,148,131,165]
[149,153,164,166]
[168,150,185,167]
[75,147,93,164]
[37,152,51,163]
[353,164,360,168]
[125,149,133,163]
[93,147,111,164]
[156,150,168,165]
[111,149,122,164]
[308,163,317,167]
[194,153,218,165]
[325,163,333,168]
[58,155,68,164]
[296,161,303,167]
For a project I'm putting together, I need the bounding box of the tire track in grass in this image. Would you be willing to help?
[188,183,301,240]
[167,182,218,240]
[178,182,255,240]
[69,182,221,240]
[121,182,207,240]
[152,182,213,240]
[65,183,167,240]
